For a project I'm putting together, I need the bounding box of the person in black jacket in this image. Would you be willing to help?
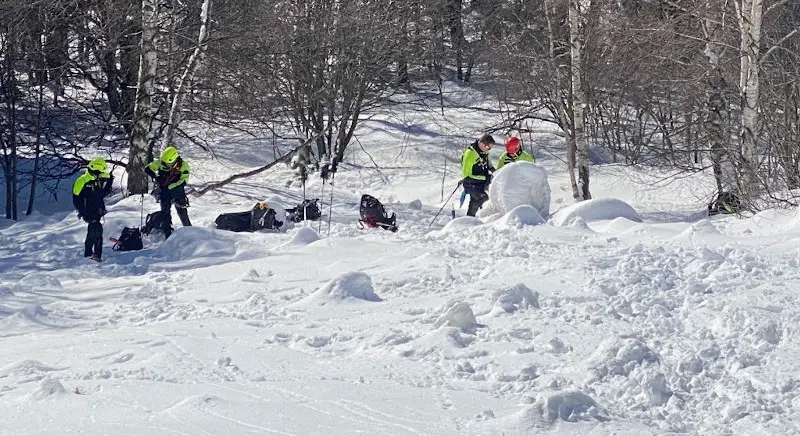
[72,158,114,261]
[145,145,192,238]
[460,133,496,216]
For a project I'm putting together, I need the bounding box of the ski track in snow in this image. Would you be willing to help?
[3,85,800,435]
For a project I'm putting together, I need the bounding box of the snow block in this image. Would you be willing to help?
[28,378,67,400]
[551,198,642,227]
[533,390,607,424]
[486,161,551,218]
[491,283,540,314]
[433,301,479,332]
[299,272,382,306]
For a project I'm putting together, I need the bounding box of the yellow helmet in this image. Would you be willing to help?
[87,157,107,173]
[161,146,180,165]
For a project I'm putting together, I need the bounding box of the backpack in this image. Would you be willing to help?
[251,202,283,231]
[287,199,322,222]
[143,211,171,235]
[214,211,253,232]
[358,194,397,232]
[110,227,143,251]
[708,191,741,216]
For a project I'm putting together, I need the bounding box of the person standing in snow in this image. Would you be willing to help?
[461,133,496,216]
[145,145,192,238]
[72,158,114,261]
[496,137,535,169]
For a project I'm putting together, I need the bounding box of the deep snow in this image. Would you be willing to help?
[2,82,799,436]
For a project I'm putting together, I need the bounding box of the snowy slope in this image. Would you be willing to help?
[2,83,800,435]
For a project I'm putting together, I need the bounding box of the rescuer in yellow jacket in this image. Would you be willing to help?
[145,146,192,237]
[496,137,535,169]
[72,158,114,261]
[461,134,496,216]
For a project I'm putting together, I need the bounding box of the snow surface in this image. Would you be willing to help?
[2,82,800,435]
[551,197,642,227]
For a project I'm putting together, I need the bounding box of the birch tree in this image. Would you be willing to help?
[735,0,764,195]
[569,0,591,200]
[164,0,212,148]
[127,0,160,195]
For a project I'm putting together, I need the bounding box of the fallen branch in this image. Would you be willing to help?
[190,132,323,197]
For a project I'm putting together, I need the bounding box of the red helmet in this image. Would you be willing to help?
[505,137,521,155]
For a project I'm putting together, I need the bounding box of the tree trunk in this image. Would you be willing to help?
[569,0,591,201]
[704,15,730,195]
[736,0,763,197]
[127,0,160,195]
[26,83,45,216]
[164,0,211,147]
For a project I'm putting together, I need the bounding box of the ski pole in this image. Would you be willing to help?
[429,181,462,227]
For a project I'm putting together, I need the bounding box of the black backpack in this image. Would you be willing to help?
[143,211,171,235]
[287,199,322,222]
[358,194,397,232]
[251,202,283,231]
[214,211,253,232]
[110,227,143,251]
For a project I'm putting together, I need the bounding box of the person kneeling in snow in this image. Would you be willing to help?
[146,145,192,238]
[73,158,114,261]
[461,134,495,216]
[496,137,534,169]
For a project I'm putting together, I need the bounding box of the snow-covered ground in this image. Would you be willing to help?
[2,83,800,435]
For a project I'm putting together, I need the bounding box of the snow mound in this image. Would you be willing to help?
[0,360,63,382]
[158,227,237,261]
[28,378,67,400]
[495,205,546,228]
[552,198,642,227]
[433,301,480,332]
[284,227,320,247]
[300,272,382,305]
[589,337,660,380]
[486,161,551,217]
[13,273,63,293]
[491,283,540,314]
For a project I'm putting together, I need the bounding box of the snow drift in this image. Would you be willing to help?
[158,227,237,261]
[484,161,551,218]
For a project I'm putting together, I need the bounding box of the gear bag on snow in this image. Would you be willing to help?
[251,202,283,231]
[286,199,322,222]
[110,227,143,251]
[358,194,397,232]
[143,211,171,235]
[214,211,253,232]
[708,191,741,216]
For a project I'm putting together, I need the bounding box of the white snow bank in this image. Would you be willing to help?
[298,272,382,305]
[551,198,642,227]
[260,195,289,227]
[495,205,546,228]
[158,227,237,261]
[433,301,480,332]
[491,283,540,314]
[486,161,551,218]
